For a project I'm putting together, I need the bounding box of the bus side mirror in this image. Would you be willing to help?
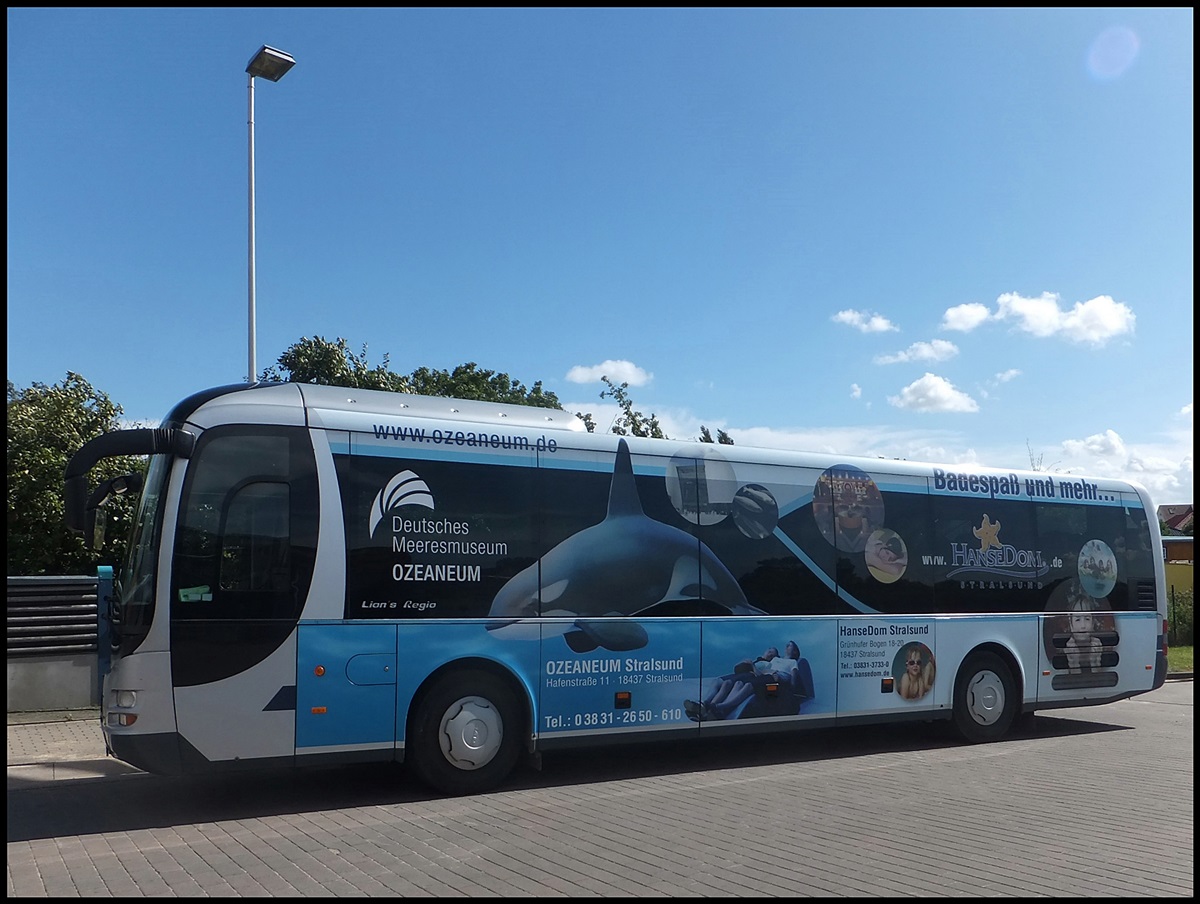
[82,473,144,549]
[64,427,193,535]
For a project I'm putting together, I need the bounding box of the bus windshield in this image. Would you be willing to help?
[114,453,171,656]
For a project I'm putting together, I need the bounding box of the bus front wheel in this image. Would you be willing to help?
[952,651,1017,743]
[408,670,522,796]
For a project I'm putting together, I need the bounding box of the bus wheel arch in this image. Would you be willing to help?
[952,644,1021,743]
[406,660,530,796]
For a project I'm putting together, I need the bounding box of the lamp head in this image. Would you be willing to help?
[247,45,296,81]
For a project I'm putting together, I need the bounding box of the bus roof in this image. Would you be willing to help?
[164,382,1152,501]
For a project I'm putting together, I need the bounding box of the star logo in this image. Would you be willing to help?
[973,514,1002,551]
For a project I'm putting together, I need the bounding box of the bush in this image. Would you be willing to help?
[1168,588,1194,646]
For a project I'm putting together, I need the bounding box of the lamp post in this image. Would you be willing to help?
[246,45,296,383]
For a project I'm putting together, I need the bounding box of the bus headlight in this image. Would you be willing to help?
[115,690,137,708]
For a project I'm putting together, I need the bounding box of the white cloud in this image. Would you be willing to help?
[888,373,979,413]
[873,339,959,365]
[850,383,862,399]
[940,293,1135,347]
[1053,425,1192,506]
[1062,429,1127,459]
[995,292,1135,346]
[994,291,1065,337]
[832,309,899,333]
[731,424,929,458]
[940,303,991,332]
[565,359,653,386]
[1059,295,1137,344]
[1126,453,1183,476]
[993,369,1021,383]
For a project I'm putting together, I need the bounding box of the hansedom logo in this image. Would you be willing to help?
[947,513,1048,581]
[369,470,435,537]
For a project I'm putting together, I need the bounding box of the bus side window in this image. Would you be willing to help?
[1034,502,1086,605]
[1121,503,1155,578]
[219,481,290,596]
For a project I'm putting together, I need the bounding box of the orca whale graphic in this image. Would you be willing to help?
[487,438,762,649]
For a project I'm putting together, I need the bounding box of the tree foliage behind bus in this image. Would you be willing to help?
[7,373,141,575]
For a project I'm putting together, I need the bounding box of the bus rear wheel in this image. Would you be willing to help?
[408,670,522,796]
[952,651,1017,743]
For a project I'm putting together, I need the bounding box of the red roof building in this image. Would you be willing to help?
[1158,504,1194,536]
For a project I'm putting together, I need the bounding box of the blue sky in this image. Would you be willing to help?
[7,8,1193,507]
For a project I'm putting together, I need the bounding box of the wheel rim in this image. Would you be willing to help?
[965,669,1006,726]
[437,695,503,771]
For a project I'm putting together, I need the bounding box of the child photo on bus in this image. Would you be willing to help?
[896,643,935,700]
[1065,590,1103,673]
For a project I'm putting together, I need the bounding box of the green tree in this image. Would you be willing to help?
[7,374,142,575]
[576,376,732,443]
[260,336,410,392]
[408,363,561,408]
[261,337,562,409]
[595,376,666,438]
[699,426,735,445]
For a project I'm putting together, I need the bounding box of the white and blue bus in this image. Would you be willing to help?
[65,382,1169,795]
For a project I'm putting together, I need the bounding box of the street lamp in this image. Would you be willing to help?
[246,44,296,383]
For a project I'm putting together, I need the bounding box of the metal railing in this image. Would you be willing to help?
[7,575,99,657]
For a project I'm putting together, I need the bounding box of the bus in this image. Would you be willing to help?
[65,381,1170,795]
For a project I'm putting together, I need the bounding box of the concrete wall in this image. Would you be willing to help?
[6,652,99,712]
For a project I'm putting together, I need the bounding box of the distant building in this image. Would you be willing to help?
[1162,536,1193,564]
[1162,537,1193,601]
[1158,503,1194,536]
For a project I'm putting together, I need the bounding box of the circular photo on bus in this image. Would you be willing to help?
[665,446,739,526]
[1077,539,1117,599]
[812,465,884,553]
[865,528,908,583]
[731,484,779,539]
[893,642,935,700]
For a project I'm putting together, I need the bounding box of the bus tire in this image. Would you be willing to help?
[408,669,522,796]
[952,651,1017,743]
